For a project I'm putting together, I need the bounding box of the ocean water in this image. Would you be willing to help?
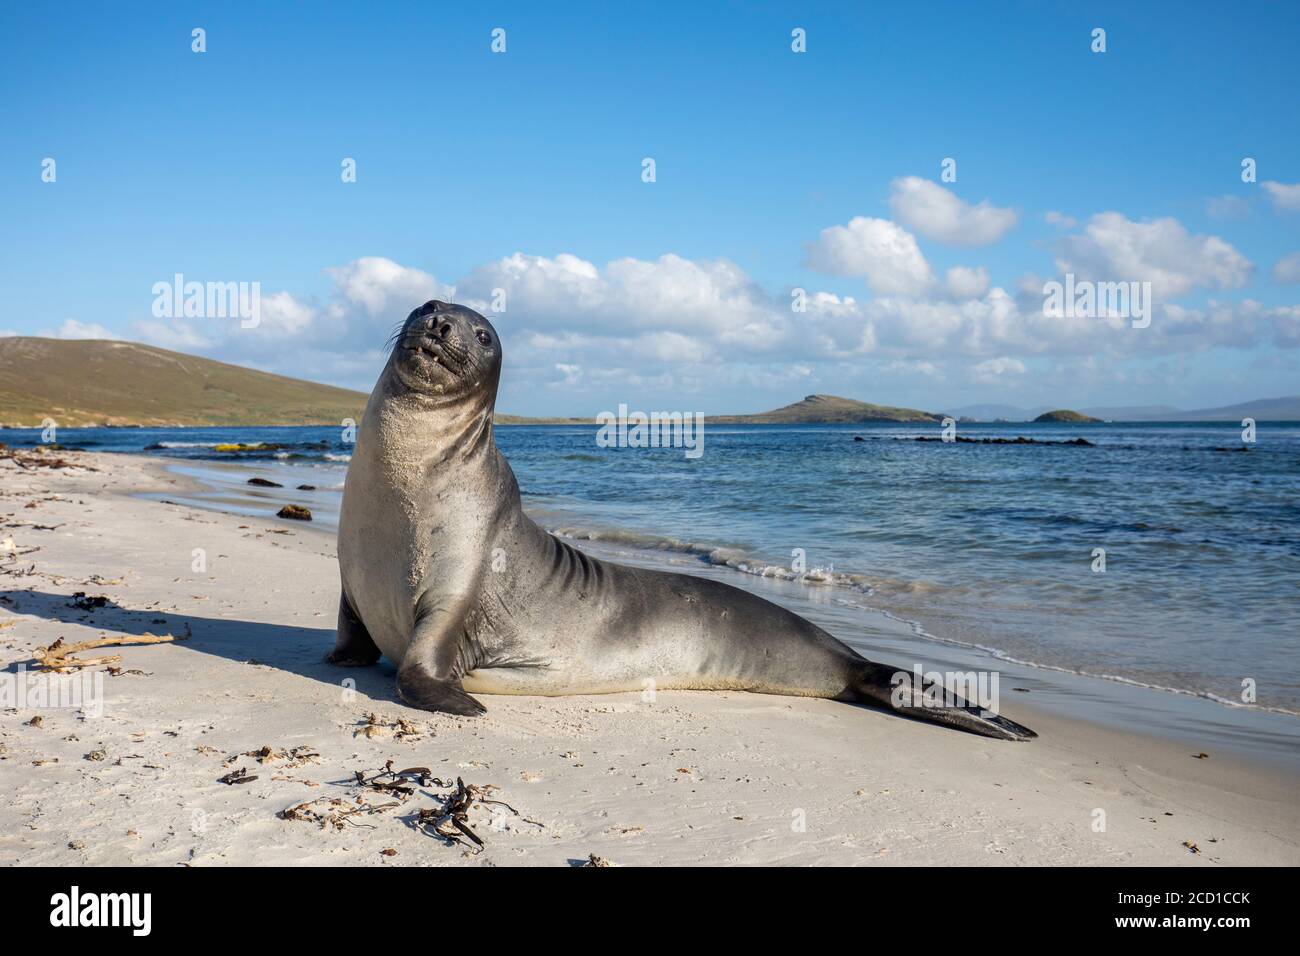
[5,421,1299,727]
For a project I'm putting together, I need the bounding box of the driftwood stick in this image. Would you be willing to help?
[32,632,182,672]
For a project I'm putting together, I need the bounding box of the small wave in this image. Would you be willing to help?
[550,524,960,595]
[324,453,352,462]
[550,525,875,590]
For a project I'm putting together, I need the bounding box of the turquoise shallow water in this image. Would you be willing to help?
[4,420,1298,725]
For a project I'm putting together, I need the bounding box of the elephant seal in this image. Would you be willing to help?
[332,300,1035,740]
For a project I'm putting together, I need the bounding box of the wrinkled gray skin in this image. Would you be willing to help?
[333,300,1035,740]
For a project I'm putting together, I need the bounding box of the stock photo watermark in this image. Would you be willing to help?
[595,405,704,459]
[891,665,1001,718]
[0,665,105,719]
[1042,273,1152,329]
[152,274,260,329]
[49,886,151,936]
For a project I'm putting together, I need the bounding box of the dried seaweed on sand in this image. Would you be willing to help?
[278,760,542,851]
[0,446,98,471]
[412,776,543,852]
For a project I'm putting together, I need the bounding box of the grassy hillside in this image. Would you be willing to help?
[0,338,369,426]
[715,394,941,424]
[0,337,600,427]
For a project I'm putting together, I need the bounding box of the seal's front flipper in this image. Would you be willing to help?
[395,601,486,716]
[326,591,381,666]
[849,660,1036,741]
[396,667,487,716]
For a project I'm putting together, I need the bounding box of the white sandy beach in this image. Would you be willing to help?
[1,448,1296,867]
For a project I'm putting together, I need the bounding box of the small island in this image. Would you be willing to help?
[1033,409,1101,423]
[712,394,941,424]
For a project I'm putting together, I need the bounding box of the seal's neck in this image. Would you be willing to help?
[364,384,496,475]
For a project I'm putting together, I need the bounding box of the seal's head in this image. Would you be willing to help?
[387,300,501,405]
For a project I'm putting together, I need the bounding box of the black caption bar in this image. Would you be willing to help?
[0,865,1287,939]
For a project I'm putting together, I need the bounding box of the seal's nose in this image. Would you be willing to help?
[418,313,453,337]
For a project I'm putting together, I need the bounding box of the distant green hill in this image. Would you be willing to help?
[0,337,589,427]
[0,338,371,427]
[1034,409,1101,423]
[0,337,608,427]
[715,394,941,424]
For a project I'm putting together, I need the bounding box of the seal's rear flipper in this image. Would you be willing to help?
[849,660,1037,741]
[326,591,382,666]
[396,667,487,717]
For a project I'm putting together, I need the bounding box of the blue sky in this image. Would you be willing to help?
[2,1,1297,415]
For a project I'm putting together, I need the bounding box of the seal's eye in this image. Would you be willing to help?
[475,329,492,347]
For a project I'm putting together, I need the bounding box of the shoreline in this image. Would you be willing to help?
[1,449,1296,866]
[135,452,1300,770]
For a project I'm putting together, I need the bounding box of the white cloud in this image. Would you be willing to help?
[327,256,453,315]
[46,320,123,340]
[1269,304,1300,347]
[944,266,989,300]
[1273,252,1300,284]
[257,291,316,337]
[969,357,1026,385]
[1055,212,1253,299]
[553,363,582,386]
[461,252,771,343]
[130,257,454,389]
[1157,299,1299,350]
[889,177,1017,246]
[803,216,934,296]
[133,256,459,377]
[125,238,1299,402]
[1045,210,1077,229]
[884,359,939,377]
[807,284,1300,361]
[1262,181,1300,212]
[462,252,599,315]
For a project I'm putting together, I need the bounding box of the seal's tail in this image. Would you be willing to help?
[848,660,1037,741]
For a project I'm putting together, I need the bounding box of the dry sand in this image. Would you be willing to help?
[1,449,1296,866]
